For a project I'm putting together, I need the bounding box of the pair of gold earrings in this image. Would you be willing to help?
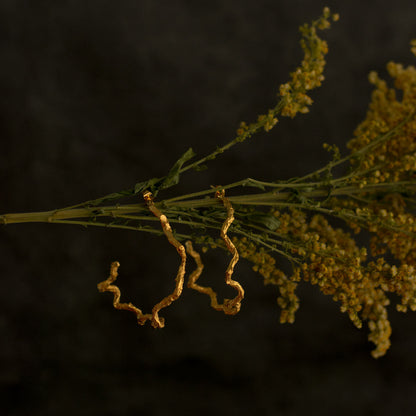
[97,190,244,328]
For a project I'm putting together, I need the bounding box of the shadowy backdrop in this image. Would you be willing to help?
[1,1,416,415]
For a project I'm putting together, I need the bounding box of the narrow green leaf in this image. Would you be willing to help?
[194,164,208,172]
[159,147,196,190]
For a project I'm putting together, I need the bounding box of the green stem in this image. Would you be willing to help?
[0,205,148,225]
[2,181,414,225]
[178,102,285,175]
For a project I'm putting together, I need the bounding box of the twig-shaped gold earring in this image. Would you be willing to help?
[185,240,223,309]
[97,261,152,325]
[142,190,187,328]
[97,191,186,329]
[185,190,244,315]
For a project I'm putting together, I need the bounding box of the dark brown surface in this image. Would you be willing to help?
[1,1,416,415]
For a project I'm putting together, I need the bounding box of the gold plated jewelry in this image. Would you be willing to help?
[98,191,187,329]
[97,261,152,325]
[185,190,244,315]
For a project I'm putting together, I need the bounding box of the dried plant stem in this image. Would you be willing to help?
[96,191,188,329]
[3,8,416,358]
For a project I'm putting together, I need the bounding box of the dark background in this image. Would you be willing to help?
[1,1,416,415]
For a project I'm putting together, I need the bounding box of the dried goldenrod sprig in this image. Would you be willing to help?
[178,7,338,176]
[278,7,339,118]
[143,191,187,328]
[97,261,152,325]
[232,236,300,324]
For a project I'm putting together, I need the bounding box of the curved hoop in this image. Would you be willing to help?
[215,189,244,315]
[97,191,186,329]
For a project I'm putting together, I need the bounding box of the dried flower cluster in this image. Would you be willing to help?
[279,7,339,118]
[233,235,300,325]
[235,7,338,138]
